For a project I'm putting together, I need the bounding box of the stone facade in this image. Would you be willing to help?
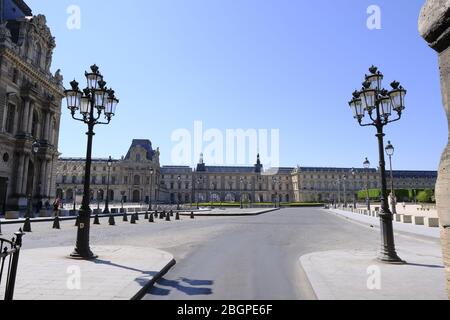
[419,0,450,299]
[55,140,438,206]
[55,140,161,206]
[0,0,64,213]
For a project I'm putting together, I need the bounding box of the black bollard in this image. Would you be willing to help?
[130,214,136,224]
[190,211,195,219]
[53,215,61,229]
[176,212,180,220]
[166,212,171,221]
[160,211,165,219]
[23,217,32,232]
[149,213,154,223]
[93,214,100,225]
[170,210,174,217]
[123,212,128,222]
[109,214,116,226]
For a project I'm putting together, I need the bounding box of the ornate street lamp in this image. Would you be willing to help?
[64,64,119,259]
[240,177,245,209]
[177,176,181,210]
[73,186,78,211]
[336,177,341,207]
[148,168,154,211]
[342,174,347,208]
[24,141,41,232]
[351,168,357,209]
[104,156,112,214]
[348,65,406,264]
[385,141,397,214]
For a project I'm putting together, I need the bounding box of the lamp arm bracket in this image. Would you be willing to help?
[387,114,402,125]
[71,114,87,123]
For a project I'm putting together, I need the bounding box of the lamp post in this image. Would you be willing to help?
[103,156,112,214]
[336,177,341,207]
[120,191,125,211]
[97,190,101,211]
[148,168,154,211]
[73,186,77,211]
[27,141,40,219]
[351,168,357,209]
[177,175,181,210]
[348,65,406,264]
[240,177,244,209]
[364,158,371,212]
[342,174,347,208]
[385,141,397,214]
[64,64,119,259]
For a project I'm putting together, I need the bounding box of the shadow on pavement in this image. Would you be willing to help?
[148,277,214,296]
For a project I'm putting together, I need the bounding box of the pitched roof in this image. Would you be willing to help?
[124,139,155,161]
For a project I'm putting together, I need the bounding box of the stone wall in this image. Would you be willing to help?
[419,0,450,299]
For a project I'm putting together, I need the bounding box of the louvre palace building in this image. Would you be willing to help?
[0,0,64,213]
[54,139,438,206]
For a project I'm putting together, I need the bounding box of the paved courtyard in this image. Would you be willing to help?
[1,208,446,300]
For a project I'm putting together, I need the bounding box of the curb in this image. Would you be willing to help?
[131,258,177,300]
[322,208,440,239]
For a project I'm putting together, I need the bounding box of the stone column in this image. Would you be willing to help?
[16,153,25,194]
[27,101,34,135]
[21,155,30,195]
[419,0,450,299]
[39,159,46,197]
[21,98,30,134]
[44,112,50,141]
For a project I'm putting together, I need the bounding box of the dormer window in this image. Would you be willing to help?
[136,153,141,162]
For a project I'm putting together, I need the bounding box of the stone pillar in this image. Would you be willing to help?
[21,155,30,195]
[16,153,25,194]
[27,101,34,135]
[21,98,30,134]
[419,0,450,299]
[39,159,46,197]
[44,112,50,141]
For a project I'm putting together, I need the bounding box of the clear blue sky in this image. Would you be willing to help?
[28,0,445,170]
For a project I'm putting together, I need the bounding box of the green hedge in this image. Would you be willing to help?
[357,188,435,202]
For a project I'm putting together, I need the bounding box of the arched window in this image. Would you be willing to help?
[135,153,141,162]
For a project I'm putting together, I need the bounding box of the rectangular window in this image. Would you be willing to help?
[5,104,15,134]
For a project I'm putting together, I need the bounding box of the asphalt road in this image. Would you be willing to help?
[2,208,438,300]
[143,208,383,300]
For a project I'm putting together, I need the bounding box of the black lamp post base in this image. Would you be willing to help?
[377,252,406,265]
[70,248,98,260]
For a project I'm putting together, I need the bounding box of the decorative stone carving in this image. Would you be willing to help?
[54,69,63,85]
[419,0,450,299]
[0,21,12,48]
